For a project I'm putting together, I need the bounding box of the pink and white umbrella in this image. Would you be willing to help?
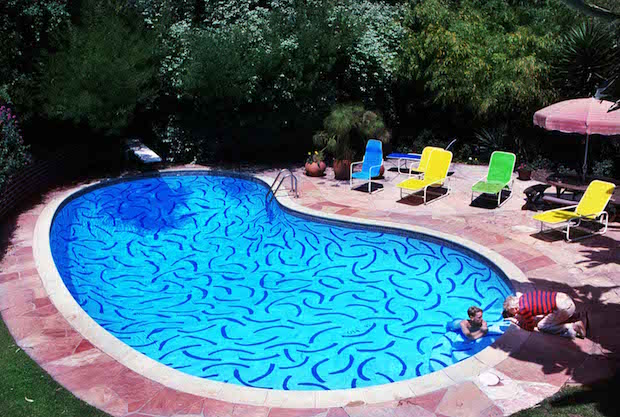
[533,97,620,180]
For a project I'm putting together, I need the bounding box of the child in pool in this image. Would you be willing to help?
[447,306,488,340]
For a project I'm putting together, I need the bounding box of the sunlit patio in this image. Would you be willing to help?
[0,162,617,417]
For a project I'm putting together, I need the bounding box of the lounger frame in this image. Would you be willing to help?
[399,176,452,205]
[470,177,515,208]
[537,206,610,242]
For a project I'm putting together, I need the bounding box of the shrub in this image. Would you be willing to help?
[0,105,30,190]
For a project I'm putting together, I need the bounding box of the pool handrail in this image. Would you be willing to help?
[267,169,298,203]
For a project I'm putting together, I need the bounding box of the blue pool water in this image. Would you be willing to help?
[50,173,513,390]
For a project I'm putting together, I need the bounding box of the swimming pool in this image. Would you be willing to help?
[49,172,513,391]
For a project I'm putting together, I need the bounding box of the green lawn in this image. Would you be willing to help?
[0,318,109,417]
[0,314,617,417]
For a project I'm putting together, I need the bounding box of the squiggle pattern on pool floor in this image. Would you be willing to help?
[50,175,512,390]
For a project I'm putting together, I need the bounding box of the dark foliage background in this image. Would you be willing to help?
[1,0,619,178]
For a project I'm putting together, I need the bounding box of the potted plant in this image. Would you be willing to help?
[517,162,533,181]
[313,103,390,180]
[304,149,326,177]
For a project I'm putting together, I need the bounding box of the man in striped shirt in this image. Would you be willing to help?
[502,291,586,338]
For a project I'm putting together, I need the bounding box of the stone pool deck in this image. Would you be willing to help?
[0,163,618,417]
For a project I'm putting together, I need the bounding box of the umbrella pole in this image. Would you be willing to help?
[582,134,589,182]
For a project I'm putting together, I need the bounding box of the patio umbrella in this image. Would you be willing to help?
[533,97,620,181]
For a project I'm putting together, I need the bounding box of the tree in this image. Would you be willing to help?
[0,1,70,103]
[40,0,160,134]
[399,0,579,117]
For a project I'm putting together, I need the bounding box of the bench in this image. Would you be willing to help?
[124,138,162,166]
[542,195,578,206]
[522,184,551,211]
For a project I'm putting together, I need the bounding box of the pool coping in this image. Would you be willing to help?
[33,169,532,408]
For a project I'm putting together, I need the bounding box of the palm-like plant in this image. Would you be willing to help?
[554,21,619,98]
[313,103,390,161]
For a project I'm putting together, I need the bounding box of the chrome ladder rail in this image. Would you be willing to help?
[266,169,298,204]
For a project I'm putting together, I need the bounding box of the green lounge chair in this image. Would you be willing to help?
[471,151,516,208]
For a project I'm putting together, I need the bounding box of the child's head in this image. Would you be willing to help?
[467,306,483,325]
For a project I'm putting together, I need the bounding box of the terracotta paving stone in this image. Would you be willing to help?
[435,382,494,417]
[202,397,235,417]
[0,271,19,283]
[497,248,538,265]
[516,256,556,273]
[33,296,53,309]
[0,274,43,295]
[53,359,128,392]
[494,356,573,388]
[15,254,36,265]
[399,388,447,413]
[23,302,59,318]
[518,382,562,400]
[268,407,329,417]
[518,331,589,362]
[173,398,205,416]
[109,368,166,413]
[74,338,97,354]
[477,405,504,417]
[22,332,84,364]
[42,348,117,378]
[336,208,359,216]
[493,396,546,417]
[326,409,351,417]
[139,388,205,417]
[567,356,620,386]
[350,402,437,417]
[18,267,40,278]
[344,402,411,417]
[12,246,33,256]
[74,385,127,417]
[0,301,36,320]
[231,404,270,417]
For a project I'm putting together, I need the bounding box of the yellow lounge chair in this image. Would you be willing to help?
[397,149,453,204]
[408,146,443,177]
[533,180,615,242]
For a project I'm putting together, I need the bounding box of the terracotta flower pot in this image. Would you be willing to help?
[517,168,532,181]
[305,161,326,177]
[333,159,351,180]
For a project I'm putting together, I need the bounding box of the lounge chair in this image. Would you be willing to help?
[386,139,457,176]
[471,151,516,208]
[397,149,453,204]
[408,146,443,177]
[533,180,615,242]
[350,139,384,193]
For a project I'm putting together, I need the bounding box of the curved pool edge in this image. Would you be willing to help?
[33,169,533,409]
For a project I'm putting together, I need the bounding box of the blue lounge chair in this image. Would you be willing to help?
[350,139,384,193]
